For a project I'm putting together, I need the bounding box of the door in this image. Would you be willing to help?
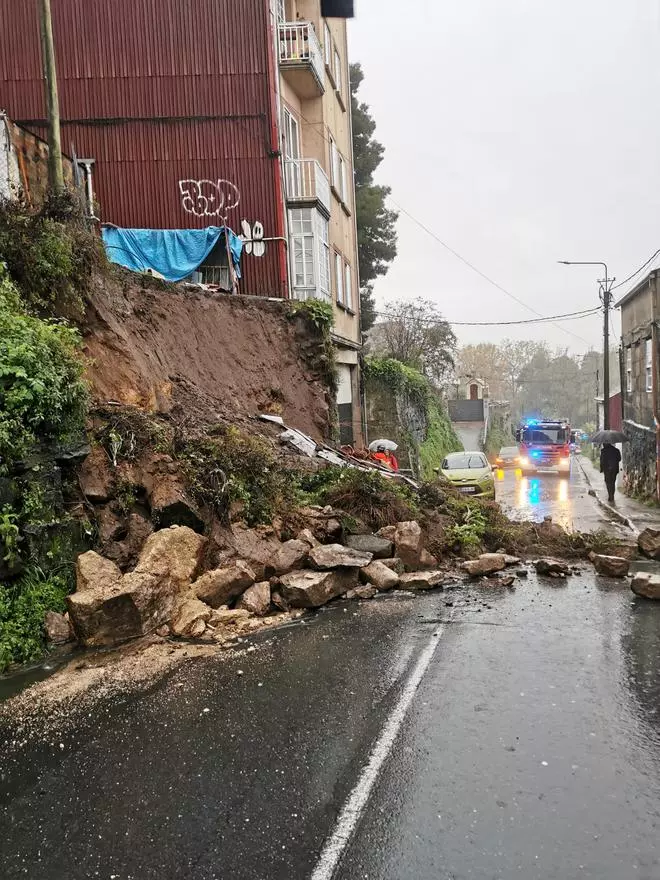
[470,383,479,400]
[283,109,302,198]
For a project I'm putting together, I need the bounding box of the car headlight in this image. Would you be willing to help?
[520,457,530,467]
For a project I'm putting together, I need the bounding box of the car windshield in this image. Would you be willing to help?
[443,453,487,469]
[499,447,518,456]
[522,428,567,444]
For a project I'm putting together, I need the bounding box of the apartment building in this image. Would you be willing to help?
[0,0,362,444]
[616,270,660,499]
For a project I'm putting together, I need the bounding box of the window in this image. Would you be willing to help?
[344,262,352,310]
[646,338,653,392]
[317,214,330,298]
[335,252,344,305]
[324,22,332,67]
[282,108,300,161]
[289,209,315,295]
[626,346,632,393]
[277,0,285,21]
[338,154,347,202]
[288,208,330,302]
[334,48,342,95]
[330,136,339,189]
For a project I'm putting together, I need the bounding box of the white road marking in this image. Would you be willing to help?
[310,611,454,880]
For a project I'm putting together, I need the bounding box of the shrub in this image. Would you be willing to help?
[0,196,105,318]
[0,265,87,472]
[178,426,297,526]
[319,468,417,529]
[0,567,71,671]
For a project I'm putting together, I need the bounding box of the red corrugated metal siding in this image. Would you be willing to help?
[0,0,286,297]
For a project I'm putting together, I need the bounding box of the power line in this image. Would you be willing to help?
[373,306,601,327]
[612,248,660,291]
[389,198,593,346]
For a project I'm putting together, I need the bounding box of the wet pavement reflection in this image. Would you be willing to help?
[495,456,622,534]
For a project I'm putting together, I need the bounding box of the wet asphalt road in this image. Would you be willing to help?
[2,480,660,880]
[494,456,625,535]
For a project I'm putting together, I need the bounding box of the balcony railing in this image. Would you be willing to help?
[284,159,331,216]
[279,22,325,97]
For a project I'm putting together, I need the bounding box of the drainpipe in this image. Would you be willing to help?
[653,321,660,501]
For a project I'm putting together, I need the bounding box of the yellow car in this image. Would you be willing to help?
[439,451,496,499]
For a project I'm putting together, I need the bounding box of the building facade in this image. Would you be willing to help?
[616,270,660,499]
[0,0,362,443]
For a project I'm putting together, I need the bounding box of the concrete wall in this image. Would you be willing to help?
[448,399,485,422]
[365,378,427,477]
[622,422,657,499]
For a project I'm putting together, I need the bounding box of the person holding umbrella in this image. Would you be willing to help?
[368,439,399,472]
[591,429,627,504]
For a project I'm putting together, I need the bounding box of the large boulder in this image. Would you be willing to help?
[380,557,405,575]
[308,544,373,570]
[171,597,212,637]
[344,534,393,559]
[398,571,445,591]
[271,539,309,575]
[360,560,400,591]
[192,560,256,608]
[631,572,660,599]
[134,526,206,589]
[638,528,660,560]
[592,554,630,578]
[228,524,282,580]
[276,569,358,608]
[237,581,272,616]
[462,553,506,577]
[394,521,424,570]
[101,510,154,570]
[296,507,343,543]
[535,558,570,577]
[68,527,206,648]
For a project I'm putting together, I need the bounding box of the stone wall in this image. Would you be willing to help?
[366,380,426,477]
[622,422,657,499]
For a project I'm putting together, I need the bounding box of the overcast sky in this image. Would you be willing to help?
[348,0,660,354]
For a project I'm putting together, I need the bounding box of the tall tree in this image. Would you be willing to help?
[350,63,398,332]
[370,298,456,386]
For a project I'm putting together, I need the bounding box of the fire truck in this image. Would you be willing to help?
[515,418,571,476]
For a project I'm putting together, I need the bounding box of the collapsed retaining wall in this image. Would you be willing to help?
[83,272,332,440]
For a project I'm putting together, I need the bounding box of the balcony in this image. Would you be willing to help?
[284,159,331,216]
[279,22,325,98]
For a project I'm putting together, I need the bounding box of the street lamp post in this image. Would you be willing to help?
[558,260,614,430]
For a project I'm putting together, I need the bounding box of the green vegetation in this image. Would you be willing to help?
[0,264,87,472]
[178,426,299,526]
[365,357,461,480]
[0,567,71,672]
[310,467,418,530]
[289,298,338,396]
[0,193,105,318]
[445,504,487,552]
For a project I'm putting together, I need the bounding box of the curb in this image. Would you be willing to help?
[576,456,639,536]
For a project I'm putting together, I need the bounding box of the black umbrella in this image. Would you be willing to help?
[590,429,628,444]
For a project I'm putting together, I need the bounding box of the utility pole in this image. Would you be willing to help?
[558,260,615,429]
[38,0,64,193]
[601,272,611,429]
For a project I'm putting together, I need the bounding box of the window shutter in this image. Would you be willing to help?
[321,0,354,17]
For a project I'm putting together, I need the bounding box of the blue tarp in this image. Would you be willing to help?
[101,226,243,283]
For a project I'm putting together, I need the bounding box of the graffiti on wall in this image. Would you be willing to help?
[240,219,266,258]
[178,179,240,217]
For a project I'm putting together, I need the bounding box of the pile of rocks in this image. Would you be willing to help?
[58,517,453,650]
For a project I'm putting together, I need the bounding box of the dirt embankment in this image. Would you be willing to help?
[83,272,331,439]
